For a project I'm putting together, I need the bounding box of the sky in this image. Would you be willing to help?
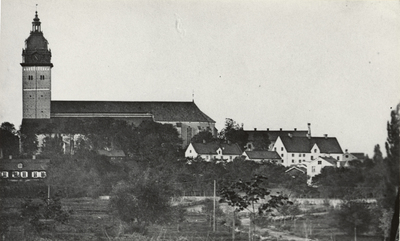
[1,0,399,156]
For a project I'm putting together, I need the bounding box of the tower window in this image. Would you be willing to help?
[40,75,45,80]
[28,75,33,80]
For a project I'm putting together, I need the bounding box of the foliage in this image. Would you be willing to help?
[330,200,373,235]
[379,208,393,240]
[109,170,180,231]
[191,129,216,143]
[20,191,72,234]
[19,121,39,156]
[218,118,248,149]
[219,175,290,240]
[0,122,20,157]
[201,198,225,227]
[251,131,270,151]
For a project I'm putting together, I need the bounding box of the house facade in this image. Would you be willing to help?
[272,135,344,167]
[185,142,242,162]
[0,157,49,181]
[306,156,338,179]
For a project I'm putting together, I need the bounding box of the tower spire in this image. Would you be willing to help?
[32,8,41,32]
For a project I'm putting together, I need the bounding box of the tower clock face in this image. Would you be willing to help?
[32,53,43,62]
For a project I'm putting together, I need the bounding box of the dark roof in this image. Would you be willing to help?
[350,153,366,160]
[279,136,343,154]
[320,156,338,166]
[51,101,214,123]
[245,130,308,142]
[191,142,242,155]
[244,151,281,160]
[0,159,50,170]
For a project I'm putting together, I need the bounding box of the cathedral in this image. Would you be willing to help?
[21,11,216,148]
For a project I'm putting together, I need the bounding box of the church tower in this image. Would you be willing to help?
[21,11,53,119]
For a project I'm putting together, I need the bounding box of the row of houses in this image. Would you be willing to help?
[184,127,365,180]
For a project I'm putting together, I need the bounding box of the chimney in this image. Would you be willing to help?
[324,134,328,139]
[280,128,282,131]
[345,149,348,153]
[9,155,12,159]
[307,123,311,136]
[32,155,36,160]
[294,128,297,131]
[288,133,292,138]
[254,128,257,131]
[267,128,269,131]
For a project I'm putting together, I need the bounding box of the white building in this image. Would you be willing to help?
[185,142,242,162]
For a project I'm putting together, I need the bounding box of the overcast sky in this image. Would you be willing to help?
[1,0,399,156]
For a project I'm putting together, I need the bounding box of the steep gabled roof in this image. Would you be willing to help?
[279,136,343,154]
[285,165,307,174]
[51,101,215,123]
[245,130,308,142]
[244,151,281,160]
[191,142,242,155]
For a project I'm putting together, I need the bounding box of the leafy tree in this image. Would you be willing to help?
[0,122,20,157]
[191,129,215,143]
[19,121,39,156]
[109,170,180,232]
[251,131,270,151]
[20,191,72,234]
[218,118,248,149]
[219,175,290,241]
[331,200,372,235]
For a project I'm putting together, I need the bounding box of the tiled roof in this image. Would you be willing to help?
[245,130,308,142]
[191,142,242,155]
[0,159,50,170]
[279,136,343,154]
[51,101,215,123]
[244,151,281,160]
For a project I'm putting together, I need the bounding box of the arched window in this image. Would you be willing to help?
[21,171,28,178]
[40,171,47,178]
[12,171,20,178]
[1,171,8,178]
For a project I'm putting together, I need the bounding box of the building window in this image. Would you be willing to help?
[40,171,47,178]
[281,147,283,151]
[40,75,45,80]
[314,149,317,153]
[303,154,305,157]
[21,171,28,178]
[299,154,301,157]
[281,153,284,157]
[337,156,340,161]
[299,160,301,163]
[1,171,8,178]
[312,166,315,173]
[311,156,314,160]
[292,154,294,157]
[230,156,232,160]
[318,161,322,165]
[12,171,20,178]
[345,155,349,158]
[189,150,192,153]
[28,75,33,80]
[292,160,294,163]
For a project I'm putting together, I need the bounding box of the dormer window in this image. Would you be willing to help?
[17,163,23,169]
[314,149,317,153]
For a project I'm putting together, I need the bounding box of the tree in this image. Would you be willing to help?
[19,121,39,156]
[219,175,290,241]
[251,131,270,151]
[191,129,215,143]
[109,170,179,232]
[0,122,20,157]
[331,200,372,235]
[219,118,248,149]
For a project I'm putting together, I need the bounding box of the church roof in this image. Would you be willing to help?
[51,101,215,123]
[279,136,343,154]
[245,130,308,142]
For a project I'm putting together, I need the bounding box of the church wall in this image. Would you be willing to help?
[164,121,216,148]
